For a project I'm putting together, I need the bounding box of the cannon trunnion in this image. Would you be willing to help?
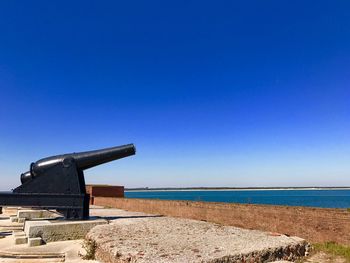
[0,144,136,219]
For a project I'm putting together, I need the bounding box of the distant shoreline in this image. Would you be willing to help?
[125,187,350,192]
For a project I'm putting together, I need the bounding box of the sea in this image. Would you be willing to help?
[125,189,350,209]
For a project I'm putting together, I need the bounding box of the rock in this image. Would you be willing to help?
[28,237,43,247]
[14,236,28,245]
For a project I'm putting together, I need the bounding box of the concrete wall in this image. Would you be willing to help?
[94,197,350,245]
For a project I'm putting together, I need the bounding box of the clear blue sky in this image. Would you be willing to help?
[0,1,349,190]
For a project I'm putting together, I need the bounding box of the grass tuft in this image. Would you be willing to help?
[81,239,97,260]
[313,241,350,262]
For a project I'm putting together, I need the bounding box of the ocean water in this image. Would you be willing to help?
[125,189,350,208]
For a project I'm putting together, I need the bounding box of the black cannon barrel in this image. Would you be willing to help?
[20,144,136,184]
[73,144,136,170]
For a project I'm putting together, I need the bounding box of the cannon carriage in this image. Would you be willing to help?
[0,144,136,219]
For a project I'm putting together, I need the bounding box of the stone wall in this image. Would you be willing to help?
[94,197,350,245]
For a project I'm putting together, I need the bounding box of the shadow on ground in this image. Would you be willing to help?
[96,215,164,220]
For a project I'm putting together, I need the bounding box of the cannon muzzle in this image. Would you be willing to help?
[73,144,136,170]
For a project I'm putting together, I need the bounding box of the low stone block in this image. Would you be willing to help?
[10,216,18,223]
[13,231,25,237]
[28,237,42,247]
[18,217,26,223]
[24,219,108,243]
[17,210,57,220]
[14,236,28,245]
[3,207,20,216]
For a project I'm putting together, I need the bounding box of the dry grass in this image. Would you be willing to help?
[312,242,350,263]
[81,239,97,260]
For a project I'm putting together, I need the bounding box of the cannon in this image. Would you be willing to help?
[0,144,136,219]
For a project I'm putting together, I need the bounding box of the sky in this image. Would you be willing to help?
[0,1,349,190]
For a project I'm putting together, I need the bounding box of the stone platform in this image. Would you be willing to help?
[88,207,309,263]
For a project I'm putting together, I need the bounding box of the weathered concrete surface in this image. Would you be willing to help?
[0,214,23,232]
[9,217,17,223]
[14,236,27,245]
[24,219,107,243]
[0,259,63,262]
[0,215,100,263]
[28,237,42,247]
[0,235,99,262]
[88,207,309,263]
[1,207,20,217]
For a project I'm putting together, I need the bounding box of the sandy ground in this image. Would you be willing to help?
[304,251,347,263]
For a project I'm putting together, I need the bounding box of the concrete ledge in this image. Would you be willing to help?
[18,217,26,223]
[0,235,81,261]
[24,219,108,243]
[13,231,25,237]
[10,216,18,222]
[0,250,65,260]
[2,207,21,216]
[17,209,58,220]
[0,224,23,232]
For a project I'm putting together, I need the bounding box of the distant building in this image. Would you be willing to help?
[86,184,124,205]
